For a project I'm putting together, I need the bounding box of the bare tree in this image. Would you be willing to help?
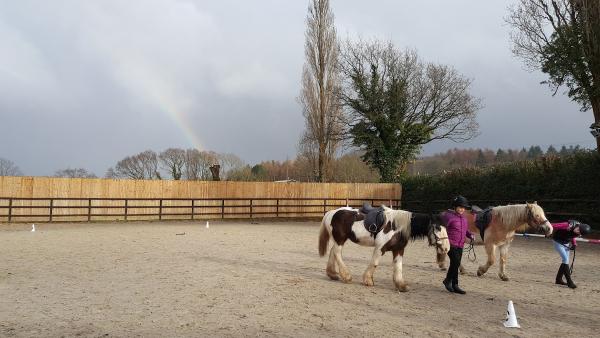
[184,149,215,180]
[109,150,161,179]
[299,0,344,182]
[0,158,23,176]
[217,153,245,180]
[330,151,380,183]
[340,40,481,181]
[159,148,186,180]
[507,0,600,151]
[54,168,97,178]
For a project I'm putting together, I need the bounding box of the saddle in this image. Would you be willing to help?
[471,205,492,240]
[359,202,386,236]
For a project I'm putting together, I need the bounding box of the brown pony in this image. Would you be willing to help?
[318,206,450,292]
[457,202,553,281]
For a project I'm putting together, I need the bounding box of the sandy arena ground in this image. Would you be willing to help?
[1,220,599,337]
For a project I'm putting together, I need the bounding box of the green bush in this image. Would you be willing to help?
[401,151,600,228]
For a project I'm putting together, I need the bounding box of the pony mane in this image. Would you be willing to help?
[492,204,527,227]
[407,213,434,241]
[383,208,411,239]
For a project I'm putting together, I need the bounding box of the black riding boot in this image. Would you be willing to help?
[443,278,454,292]
[562,263,577,289]
[452,279,466,294]
[555,264,567,285]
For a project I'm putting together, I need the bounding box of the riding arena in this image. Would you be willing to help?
[1,177,599,337]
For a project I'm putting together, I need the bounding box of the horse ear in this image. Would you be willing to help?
[533,201,538,205]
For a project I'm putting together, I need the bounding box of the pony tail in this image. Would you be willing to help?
[318,218,330,257]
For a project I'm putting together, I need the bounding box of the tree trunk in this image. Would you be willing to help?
[318,144,326,182]
[592,97,600,152]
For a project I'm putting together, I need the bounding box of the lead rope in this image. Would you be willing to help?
[570,246,576,274]
[466,240,477,262]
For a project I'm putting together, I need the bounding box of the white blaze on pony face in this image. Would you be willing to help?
[528,203,553,236]
[435,226,450,254]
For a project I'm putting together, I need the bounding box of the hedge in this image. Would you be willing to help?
[401,151,600,228]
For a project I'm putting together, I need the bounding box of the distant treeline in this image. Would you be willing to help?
[407,145,585,175]
[401,151,600,227]
[103,148,380,183]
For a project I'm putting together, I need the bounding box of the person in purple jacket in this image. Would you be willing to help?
[551,220,591,289]
[441,195,474,294]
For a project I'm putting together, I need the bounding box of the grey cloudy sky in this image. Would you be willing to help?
[0,0,595,177]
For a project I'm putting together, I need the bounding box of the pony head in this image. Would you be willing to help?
[428,223,450,254]
[427,213,450,254]
[526,202,553,236]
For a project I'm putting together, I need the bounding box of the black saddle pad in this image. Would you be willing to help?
[474,207,493,240]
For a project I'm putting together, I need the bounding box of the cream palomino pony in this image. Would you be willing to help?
[461,202,553,281]
[318,206,450,292]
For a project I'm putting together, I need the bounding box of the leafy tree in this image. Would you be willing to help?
[496,149,508,162]
[507,0,600,151]
[527,145,544,158]
[250,164,268,181]
[559,145,570,156]
[546,145,559,156]
[475,150,487,167]
[339,40,480,182]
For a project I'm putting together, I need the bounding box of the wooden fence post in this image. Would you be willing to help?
[221,199,225,219]
[159,199,163,220]
[49,199,53,222]
[8,198,12,223]
[191,199,195,220]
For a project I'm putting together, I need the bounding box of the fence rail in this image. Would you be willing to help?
[0,197,401,223]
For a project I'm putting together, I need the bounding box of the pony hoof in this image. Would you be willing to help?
[362,276,374,286]
[477,269,484,277]
[499,274,510,282]
[327,273,339,281]
[342,276,353,283]
[396,283,409,292]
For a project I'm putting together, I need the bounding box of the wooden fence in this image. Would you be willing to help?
[0,176,401,223]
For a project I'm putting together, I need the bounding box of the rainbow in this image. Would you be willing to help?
[161,99,204,151]
[120,61,205,151]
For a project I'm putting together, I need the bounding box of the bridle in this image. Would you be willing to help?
[429,225,448,253]
[526,205,549,228]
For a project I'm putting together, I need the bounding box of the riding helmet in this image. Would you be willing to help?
[451,195,470,209]
[578,223,592,236]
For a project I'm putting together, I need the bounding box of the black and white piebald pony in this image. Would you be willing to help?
[318,206,450,292]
